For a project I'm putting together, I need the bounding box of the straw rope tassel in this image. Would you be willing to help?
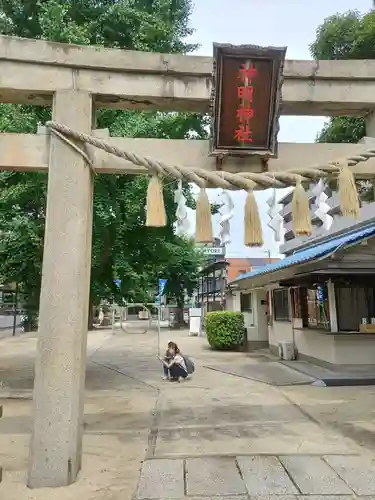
[146,175,166,227]
[338,160,360,218]
[244,189,263,247]
[292,181,312,236]
[195,187,213,243]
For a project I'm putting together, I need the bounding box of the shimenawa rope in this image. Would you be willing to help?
[45,121,366,246]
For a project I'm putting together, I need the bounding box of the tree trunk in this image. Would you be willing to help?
[175,297,185,327]
[21,310,38,332]
[21,288,40,332]
[88,303,94,330]
[87,288,96,330]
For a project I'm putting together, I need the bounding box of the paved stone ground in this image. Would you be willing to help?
[136,454,375,499]
[1,327,375,499]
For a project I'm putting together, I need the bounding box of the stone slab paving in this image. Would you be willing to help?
[153,497,375,500]
[324,455,375,496]
[139,496,361,500]
[279,455,353,495]
[135,455,375,499]
[185,457,247,497]
[136,459,184,499]
[236,456,298,495]
[154,420,361,457]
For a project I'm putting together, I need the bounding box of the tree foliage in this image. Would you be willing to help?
[310,10,374,144]
[310,9,375,201]
[0,0,198,52]
[0,0,205,327]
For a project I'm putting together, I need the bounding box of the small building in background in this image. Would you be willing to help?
[228,192,375,366]
[196,243,280,316]
[226,257,280,282]
[196,238,227,314]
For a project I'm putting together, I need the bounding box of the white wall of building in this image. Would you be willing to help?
[231,284,375,366]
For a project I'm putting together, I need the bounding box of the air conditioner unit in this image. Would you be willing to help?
[278,341,296,361]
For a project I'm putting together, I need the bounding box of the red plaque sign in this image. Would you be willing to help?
[210,43,286,158]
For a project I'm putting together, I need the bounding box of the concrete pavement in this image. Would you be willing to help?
[0,327,375,499]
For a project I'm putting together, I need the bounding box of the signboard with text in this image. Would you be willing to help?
[210,43,286,158]
[202,247,225,256]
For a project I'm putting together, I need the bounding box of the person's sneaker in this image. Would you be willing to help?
[162,376,169,380]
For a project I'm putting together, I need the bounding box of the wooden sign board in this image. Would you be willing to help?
[210,43,287,158]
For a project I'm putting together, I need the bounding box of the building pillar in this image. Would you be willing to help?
[232,291,241,312]
[247,289,269,348]
[206,272,209,312]
[220,267,225,309]
[28,90,93,488]
[327,280,338,333]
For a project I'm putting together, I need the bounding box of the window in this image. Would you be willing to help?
[240,292,252,312]
[336,285,375,332]
[273,289,290,321]
[206,277,214,293]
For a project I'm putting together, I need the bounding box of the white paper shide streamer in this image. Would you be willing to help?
[312,179,333,231]
[266,188,284,242]
[218,190,235,245]
[174,181,190,236]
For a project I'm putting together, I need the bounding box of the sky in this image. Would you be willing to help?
[184,0,372,258]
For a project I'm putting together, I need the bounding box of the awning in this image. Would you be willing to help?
[231,222,375,285]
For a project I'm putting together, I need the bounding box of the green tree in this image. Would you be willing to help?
[0,0,197,52]
[160,238,204,324]
[0,0,206,328]
[310,9,375,201]
[310,10,374,145]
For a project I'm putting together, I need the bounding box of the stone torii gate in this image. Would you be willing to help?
[2,35,375,488]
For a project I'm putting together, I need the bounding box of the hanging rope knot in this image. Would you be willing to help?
[292,176,312,236]
[244,180,263,247]
[337,159,360,218]
[195,184,212,243]
[146,174,166,227]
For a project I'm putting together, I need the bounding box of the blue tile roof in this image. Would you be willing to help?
[232,223,375,283]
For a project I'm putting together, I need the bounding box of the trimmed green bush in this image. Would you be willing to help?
[205,311,245,350]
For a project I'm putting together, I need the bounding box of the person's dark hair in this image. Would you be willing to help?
[169,341,180,354]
